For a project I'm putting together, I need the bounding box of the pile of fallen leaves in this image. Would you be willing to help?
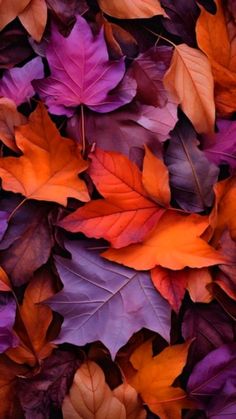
[0,0,236,417]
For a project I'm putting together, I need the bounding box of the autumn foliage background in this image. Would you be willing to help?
[0,0,235,417]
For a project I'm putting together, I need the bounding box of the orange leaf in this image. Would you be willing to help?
[19,0,47,42]
[164,44,215,133]
[142,145,170,207]
[103,212,225,270]
[60,148,165,248]
[0,103,89,206]
[186,268,212,303]
[0,267,12,292]
[97,0,168,19]
[196,0,236,115]
[151,266,187,312]
[113,383,146,419]
[0,0,31,31]
[129,341,194,418]
[7,268,56,366]
[0,97,26,152]
[62,361,126,418]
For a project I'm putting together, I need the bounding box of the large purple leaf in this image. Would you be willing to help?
[128,45,173,107]
[201,119,236,170]
[18,349,80,419]
[187,343,236,404]
[48,240,171,358]
[165,118,219,212]
[34,16,133,116]
[0,294,18,353]
[0,201,54,286]
[0,57,44,106]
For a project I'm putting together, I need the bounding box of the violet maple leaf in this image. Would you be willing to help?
[47,240,171,359]
[201,119,236,170]
[34,15,135,116]
[0,294,19,353]
[0,57,44,106]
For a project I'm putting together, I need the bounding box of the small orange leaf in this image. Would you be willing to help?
[164,44,215,133]
[187,268,213,303]
[113,383,146,419]
[0,0,31,31]
[0,103,89,206]
[19,0,47,42]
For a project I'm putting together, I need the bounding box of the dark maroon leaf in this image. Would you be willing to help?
[47,0,89,36]
[0,294,19,353]
[165,118,219,212]
[47,240,171,358]
[18,349,81,419]
[206,380,236,418]
[0,22,34,69]
[0,201,54,286]
[197,0,216,14]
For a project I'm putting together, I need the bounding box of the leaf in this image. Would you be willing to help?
[18,0,47,42]
[165,118,219,212]
[34,16,133,116]
[62,361,126,418]
[129,341,193,418]
[164,43,215,133]
[0,97,26,151]
[47,240,171,358]
[212,176,236,242]
[0,294,19,353]
[46,0,88,35]
[202,118,236,170]
[0,200,54,286]
[186,268,212,303]
[206,380,236,418]
[97,0,168,19]
[18,349,81,419]
[142,145,170,207]
[187,343,236,405]
[0,22,33,69]
[6,267,56,366]
[113,383,146,419]
[0,0,31,31]
[59,148,166,248]
[196,0,236,115]
[0,57,44,106]
[151,266,187,312]
[103,212,225,270]
[0,103,89,205]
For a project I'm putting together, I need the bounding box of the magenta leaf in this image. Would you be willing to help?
[34,15,134,116]
[47,240,171,359]
[0,57,44,106]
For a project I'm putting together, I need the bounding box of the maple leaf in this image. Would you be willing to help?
[129,340,193,418]
[97,0,168,19]
[0,103,89,206]
[196,0,236,115]
[62,361,126,418]
[164,43,215,133]
[34,16,134,116]
[6,267,57,366]
[0,97,26,151]
[59,147,167,248]
[165,117,219,212]
[18,0,47,42]
[103,212,225,270]
[47,240,171,358]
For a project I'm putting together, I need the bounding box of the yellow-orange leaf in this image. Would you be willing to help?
[129,341,193,418]
[142,145,170,207]
[98,0,168,19]
[0,103,89,206]
[62,361,126,418]
[7,268,56,366]
[19,0,47,42]
[164,44,215,133]
[103,212,225,270]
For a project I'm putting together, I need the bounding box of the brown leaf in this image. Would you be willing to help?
[97,0,168,19]
[0,97,26,152]
[113,383,146,419]
[0,0,31,31]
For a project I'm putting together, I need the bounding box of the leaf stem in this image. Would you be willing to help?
[143,26,176,48]
[8,198,28,222]
[80,104,86,156]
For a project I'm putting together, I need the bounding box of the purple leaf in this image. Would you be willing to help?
[165,118,219,212]
[34,16,133,116]
[18,349,80,419]
[0,294,18,353]
[0,57,44,106]
[187,343,236,404]
[48,240,171,359]
[201,119,236,170]
[0,211,8,242]
[128,45,173,107]
[207,380,236,418]
[0,201,54,286]
[182,302,235,364]
[46,0,89,36]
